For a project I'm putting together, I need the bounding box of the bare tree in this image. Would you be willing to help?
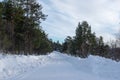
[116,29,120,47]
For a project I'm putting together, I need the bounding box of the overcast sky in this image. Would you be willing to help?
[38,0,120,43]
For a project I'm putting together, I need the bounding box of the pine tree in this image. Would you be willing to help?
[0,0,52,54]
[63,36,76,55]
[75,21,92,58]
[62,21,109,58]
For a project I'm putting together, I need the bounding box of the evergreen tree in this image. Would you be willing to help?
[0,0,52,55]
[0,2,3,50]
[62,21,109,58]
[62,36,76,55]
[74,21,92,58]
[52,41,62,52]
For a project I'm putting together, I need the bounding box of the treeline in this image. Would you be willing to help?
[108,39,120,61]
[60,21,110,58]
[0,0,53,54]
[0,0,120,61]
[54,21,120,61]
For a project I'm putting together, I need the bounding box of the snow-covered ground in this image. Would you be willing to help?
[0,51,120,80]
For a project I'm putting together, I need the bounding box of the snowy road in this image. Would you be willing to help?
[14,60,108,80]
[1,51,120,80]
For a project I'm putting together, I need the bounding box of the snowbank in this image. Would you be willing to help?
[0,53,52,80]
[0,51,120,80]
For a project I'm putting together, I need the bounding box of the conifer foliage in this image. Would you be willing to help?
[62,21,109,58]
[0,0,52,54]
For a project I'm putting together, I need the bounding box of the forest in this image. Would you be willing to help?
[0,0,120,61]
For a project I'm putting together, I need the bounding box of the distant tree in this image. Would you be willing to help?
[74,21,93,58]
[62,21,109,58]
[52,41,62,52]
[62,42,68,53]
[88,32,97,54]
[110,28,120,61]
[116,29,120,47]
[96,36,108,56]
[62,36,76,55]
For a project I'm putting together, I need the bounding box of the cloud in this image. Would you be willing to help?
[38,0,120,42]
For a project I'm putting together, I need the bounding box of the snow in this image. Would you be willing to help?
[0,51,120,80]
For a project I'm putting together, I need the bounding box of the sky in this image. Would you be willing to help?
[38,0,120,43]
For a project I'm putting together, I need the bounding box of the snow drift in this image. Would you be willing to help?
[0,51,120,80]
